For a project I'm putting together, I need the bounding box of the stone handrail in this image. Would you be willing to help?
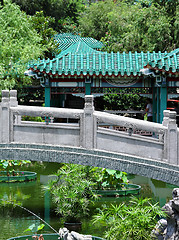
[11,105,84,119]
[94,110,166,134]
[0,90,178,165]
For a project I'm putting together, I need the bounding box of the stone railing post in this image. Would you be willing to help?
[1,90,10,143]
[162,110,170,160]
[9,90,19,142]
[82,95,95,149]
[10,90,18,107]
[167,111,178,165]
[9,90,20,124]
[162,110,170,127]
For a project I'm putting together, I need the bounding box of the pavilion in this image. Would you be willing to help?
[28,33,179,123]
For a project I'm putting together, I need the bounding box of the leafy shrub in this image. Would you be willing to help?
[47,164,98,223]
[89,167,128,190]
[93,196,166,240]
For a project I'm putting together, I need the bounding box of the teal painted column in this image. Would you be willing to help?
[85,83,91,95]
[152,87,157,122]
[50,94,65,107]
[45,87,51,107]
[156,87,160,123]
[160,87,167,123]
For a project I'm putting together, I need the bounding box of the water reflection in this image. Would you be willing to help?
[0,163,178,240]
[130,175,177,207]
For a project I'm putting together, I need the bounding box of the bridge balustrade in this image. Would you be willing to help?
[0,90,178,166]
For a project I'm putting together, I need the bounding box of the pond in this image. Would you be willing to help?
[0,162,178,240]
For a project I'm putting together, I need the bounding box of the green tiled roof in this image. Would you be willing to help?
[55,33,104,51]
[31,51,168,77]
[29,33,178,77]
[147,48,179,73]
[56,40,99,58]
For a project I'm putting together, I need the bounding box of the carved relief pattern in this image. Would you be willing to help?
[74,113,81,119]
[106,78,138,87]
[85,96,93,109]
[85,103,93,109]
[124,122,137,130]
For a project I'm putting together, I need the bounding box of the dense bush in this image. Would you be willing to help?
[93,196,166,240]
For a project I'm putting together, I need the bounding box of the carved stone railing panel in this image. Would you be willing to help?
[0,90,178,165]
[94,111,166,136]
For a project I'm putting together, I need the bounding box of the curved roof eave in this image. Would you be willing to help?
[145,48,179,74]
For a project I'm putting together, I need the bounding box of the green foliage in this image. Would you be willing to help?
[0,190,30,207]
[56,0,85,31]
[0,160,31,174]
[0,1,44,91]
[12,0,85,32]
[102,1,172,52]
[93,196,166,240]
[45,0,85,32]
[11,0,46,15]
[102,93,147,110]
[78,0,177,52]
[151,0,178,17]
[58,16,78,34]
[78,0,114,40]
[47,164,130,222]
[29,11,60,59]
[21,116,43,122]
[174,5,179,48]
[47,164,97,223]
[17,86,44,106]
[89,167,128,190]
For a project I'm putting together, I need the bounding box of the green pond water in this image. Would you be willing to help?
[0,162,178,240]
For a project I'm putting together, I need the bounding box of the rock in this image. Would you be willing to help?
[58,227,92,240]
[152,188,179,239]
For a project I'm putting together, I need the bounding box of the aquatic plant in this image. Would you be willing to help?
[47,164,98,223]
[93,196,166,240]
[89,167,128,190]
[0,159,31,176]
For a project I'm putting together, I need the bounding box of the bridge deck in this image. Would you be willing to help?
[0,143,179,186]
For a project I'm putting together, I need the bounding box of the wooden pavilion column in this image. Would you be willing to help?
[85,76,92,95]
[155,76,167,123]
[160,86,167,123]
[45,87,51,107]
[44,76,51,107]
[152,83,157,123]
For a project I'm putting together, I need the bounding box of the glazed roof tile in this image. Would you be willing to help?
[31,51,168,76]
[147,48,179,73]
[56,40,99,58]
[30,33,178,77]
[55,33,104,51]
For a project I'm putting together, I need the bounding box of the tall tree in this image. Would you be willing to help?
[78,0,175,52]
[0,1,44,91]
[29,11,60,59]
[11,0,46,15]
[78,0,115,40]
[12,0,85,32]
[151,0,179,48]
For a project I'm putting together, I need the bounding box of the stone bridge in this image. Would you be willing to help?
[0,90,179,186]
